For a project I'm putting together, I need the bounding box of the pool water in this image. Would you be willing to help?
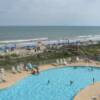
[0,66,100,100]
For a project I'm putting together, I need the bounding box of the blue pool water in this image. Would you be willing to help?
[0,66,100,100]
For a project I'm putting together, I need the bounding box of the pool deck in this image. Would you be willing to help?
[74,82,100,100]
[0,71,31,89]
[0,60,100,100]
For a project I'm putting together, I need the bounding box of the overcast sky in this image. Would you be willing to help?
[0,0,100,26]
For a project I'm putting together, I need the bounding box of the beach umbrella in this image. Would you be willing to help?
[5,44,16,50]
[17,42,37,48]
[32,64,38,69]
[27,63,33,69]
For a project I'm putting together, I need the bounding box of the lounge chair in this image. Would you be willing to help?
[64,61,67,65]
[68,57,72,63]
[63,58,67,65]
[0,68,6,82]
[20,65,24,71]
[16,65,21,73]
[12,66,17,74]
[60,58,63,65]
[0,79,3,83]
[20,63,25,71]
[0,68,5,74]
[0,73,3,83]
[25,66,29,71]
[76,56,80,62]
[56,59,60,65]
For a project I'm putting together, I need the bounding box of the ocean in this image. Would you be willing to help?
[0,26,100,41]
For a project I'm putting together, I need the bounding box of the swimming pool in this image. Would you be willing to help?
[0,66,100,100]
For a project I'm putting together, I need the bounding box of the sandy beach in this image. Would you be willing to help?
[0,60,100,100]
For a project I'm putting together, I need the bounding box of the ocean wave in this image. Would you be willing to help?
[77,35,100,41]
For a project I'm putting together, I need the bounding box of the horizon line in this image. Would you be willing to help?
[0,25,100,27]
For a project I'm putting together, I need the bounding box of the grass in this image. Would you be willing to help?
[0,43,100,70]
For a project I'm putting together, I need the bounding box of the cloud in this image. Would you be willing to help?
[0,0,100,25]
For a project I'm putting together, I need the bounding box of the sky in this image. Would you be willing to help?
[0,0,100,26]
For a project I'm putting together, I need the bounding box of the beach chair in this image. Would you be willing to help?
[68,57,72,63]
[76,56,79,62]
[63,58,67,65]
[25,66,29,71]
[16,65,21,73]
[19,63,24,71]
[0,73,3,83]
[60,58,63,65]
[12,66,17,74]
[0,68,6,82]
[0,68,5,73]
[56,59,60,65]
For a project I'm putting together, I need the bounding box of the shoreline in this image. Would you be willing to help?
[0,37,48,44]
[0,33,100,44]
